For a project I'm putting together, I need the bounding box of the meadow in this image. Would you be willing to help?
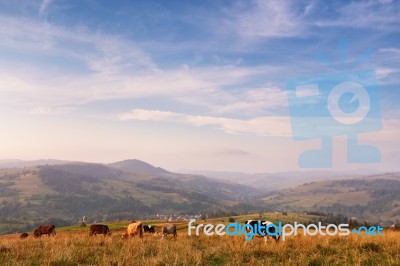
[0,219,399,266]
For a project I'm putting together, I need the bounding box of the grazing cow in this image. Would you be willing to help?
[143,225,155,234]
[19,233,29,239]
[89,224,111,237]
[245,220,280,243]
[122,222,143,239]
[161,223,177,239]
[33,224,56,238]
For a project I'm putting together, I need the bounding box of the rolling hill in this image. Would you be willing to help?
[263,172,400,222]
[108,159,170,175]
[0,159,262,233]
[1,158,398,233]
[184,169,381,190]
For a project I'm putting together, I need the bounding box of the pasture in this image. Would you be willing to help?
[0,220,399,265]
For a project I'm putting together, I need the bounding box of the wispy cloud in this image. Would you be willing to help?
[303,0,318,16]
[223,0,305,38]
[0,60,277,114]
[176,84,288,117]
[375,48,400,85]
[39,0,52,16]
[0,14,286,116]
[0,15,156,72]
[117,108,400,142]
[376,67,399,79]
[117,109,291,136]
[211,87,287,115]
[0,1,398,172]
[379,48,400,56]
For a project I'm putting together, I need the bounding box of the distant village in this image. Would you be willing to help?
[81,214,204,224]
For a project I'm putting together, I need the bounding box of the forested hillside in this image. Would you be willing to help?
[265,173,400,222]
[0,160,262,233]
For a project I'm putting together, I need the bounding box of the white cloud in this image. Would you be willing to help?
[118,109,182,122]
[376,67,399,79]
[0,14,282,114]
[209,86,288,115]
[0,15,156,73]
[374,48,400,85]
[225,0,305,38]
[379,48,400,55]
[117,108,291,136]
[0,4,397,122]
[117,108,400,143]
[39,0,52,16]
[303,0,318,16]
[0,60,277,113]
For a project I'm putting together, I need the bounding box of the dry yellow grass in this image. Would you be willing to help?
[0,226,399,265]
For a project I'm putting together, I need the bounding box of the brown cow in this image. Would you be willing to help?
[89,224,111,237]
[122,222,143,239]
[33,224,56,238]
[19,232,29,239]
[162,223,177,239]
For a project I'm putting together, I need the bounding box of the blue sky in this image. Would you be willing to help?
[0,0,399,172]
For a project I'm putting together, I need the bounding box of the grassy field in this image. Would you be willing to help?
[0,219,399,266]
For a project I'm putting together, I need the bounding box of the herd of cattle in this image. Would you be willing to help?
[19,221,176,239]
[19,220,279,243]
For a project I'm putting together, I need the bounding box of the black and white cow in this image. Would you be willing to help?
[143,225,156,234]
[245,220,280,243]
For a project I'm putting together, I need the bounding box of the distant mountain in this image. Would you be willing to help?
[184,169,382,190]
[263,172,400,222]
[0,159,70,169]
[1,158,391,233]
[0,160,262,233]
[108,159,169,175]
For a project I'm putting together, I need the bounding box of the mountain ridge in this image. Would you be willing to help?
[0,159,262,233]
[108,159,170,175]
[182,169,383,190]
[0,158,398,233]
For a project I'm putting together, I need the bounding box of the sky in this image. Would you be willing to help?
[0,0,399,173]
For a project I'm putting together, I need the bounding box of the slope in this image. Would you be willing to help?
[263,173,400,222]
[0,160,262,233]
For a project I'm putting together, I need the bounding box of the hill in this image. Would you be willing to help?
[1,158,397,233]
[263,173,400,222]
[108,159,170,175]
[0,160,262,233]
[184,169,380,190]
